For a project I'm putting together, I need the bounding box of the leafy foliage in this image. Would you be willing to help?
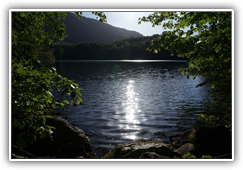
[12,54,82,148]
[181,153,214,158]
[11,12,106,148]
[139,12,232,124]
[182,153,196,158]
[91,12,107,22]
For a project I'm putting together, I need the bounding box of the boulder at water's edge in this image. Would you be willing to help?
[12,116,93,158]
[46,116,93,156]
[104,138,182,158]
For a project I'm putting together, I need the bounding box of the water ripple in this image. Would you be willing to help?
[54,61,210,158]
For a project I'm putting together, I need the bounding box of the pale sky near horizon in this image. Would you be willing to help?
[82,12,164,36]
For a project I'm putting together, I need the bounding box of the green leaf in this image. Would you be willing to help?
[17,67,23,74]
[182,153,196,158]
[72,83,79,87]
[26,78,33,82]
[40,132,45,139]
[36,86,42,95]
[189,62,195,68]
[176,24,181,29]
[179,69,185,74]
[58,102,64,107]
[208,56,213,61]
[74,88,81,96]
[76,97,82,104]
[13,118,18,127]
[60,90,65,98]
[63,100,69,104]
[46,91,53,97]
[18,121,25,129]
[70,91,76,99]
[201,155,212,158]
[179,20,186,27]
[20,12,25,17]
[33,98,38,101]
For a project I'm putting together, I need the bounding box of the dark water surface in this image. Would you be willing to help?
[54,60,209,158]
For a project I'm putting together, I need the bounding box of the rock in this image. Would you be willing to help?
[76,156,85,158]
[139,152,169,158]
[12,145,37,159]
[194,126,231,158]
[174,143,195,156]
[104,138,180,158]
[136,138,170,145]
[45,116,93,158]
[12,116,93,158]
[12,144,59,159]
[22,116,93,158]
[60,143,80,158]
[12,153,27,159]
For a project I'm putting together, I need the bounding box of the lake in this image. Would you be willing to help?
[54,60,210,158]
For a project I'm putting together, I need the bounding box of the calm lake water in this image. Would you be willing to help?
[54,60,210,158]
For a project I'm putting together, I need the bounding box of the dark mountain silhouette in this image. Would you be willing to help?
[61,13,143,44]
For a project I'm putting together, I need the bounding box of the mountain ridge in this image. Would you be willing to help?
[62,14,144,44]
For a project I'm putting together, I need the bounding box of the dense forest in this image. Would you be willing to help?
[53,35,184,60]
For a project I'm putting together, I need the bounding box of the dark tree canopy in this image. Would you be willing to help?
[11,12,106,148]
[139,12,232,125]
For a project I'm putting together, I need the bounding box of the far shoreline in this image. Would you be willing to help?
[54,60,188,63]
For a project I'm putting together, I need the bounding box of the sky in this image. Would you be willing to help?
[82,12,164,36]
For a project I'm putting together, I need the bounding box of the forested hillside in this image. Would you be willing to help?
[53,35,183,60]
[61,13,143,44]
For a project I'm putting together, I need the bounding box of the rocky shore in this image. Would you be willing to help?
[11,116,232,159]
[104,126,232,158]
[12,116,94,159]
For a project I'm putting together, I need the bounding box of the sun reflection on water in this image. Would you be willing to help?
[122,80,144,140]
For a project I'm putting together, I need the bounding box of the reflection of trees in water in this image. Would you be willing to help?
[175,95,231,132]
[171,72,231,133]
